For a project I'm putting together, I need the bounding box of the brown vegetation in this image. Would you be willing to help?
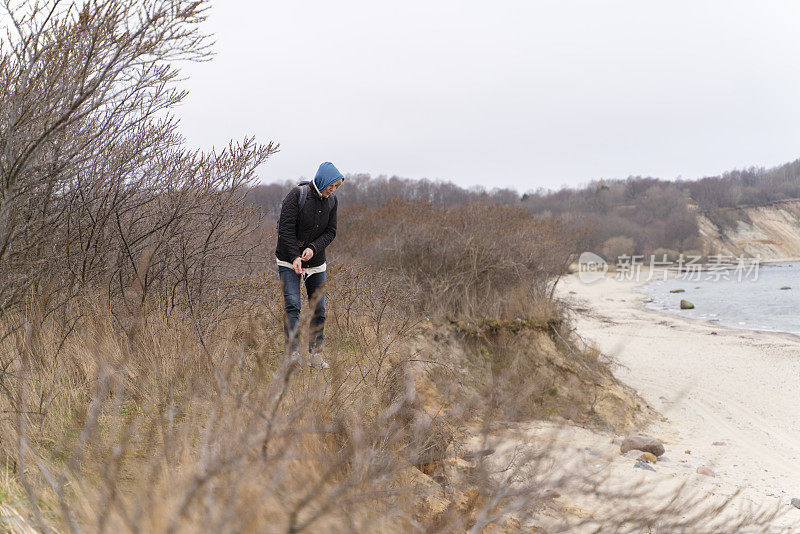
[520,159,800,258]
[2,199,779,531]
[249,158,800,262]
[245,176,520,219]
[333,202,581,318]
[523,180,701,258]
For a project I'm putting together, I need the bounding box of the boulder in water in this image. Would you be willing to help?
[680,299,694,309]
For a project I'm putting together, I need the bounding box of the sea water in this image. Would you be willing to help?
[637,261,800,336]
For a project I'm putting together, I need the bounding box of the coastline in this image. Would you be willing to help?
[636,258,800,341]
[636,286,800,345]
[554,268,800,530]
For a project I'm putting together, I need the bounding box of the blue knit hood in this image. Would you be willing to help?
[312,162,344,194]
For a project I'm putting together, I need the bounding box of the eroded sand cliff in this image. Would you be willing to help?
[698,200,800,259]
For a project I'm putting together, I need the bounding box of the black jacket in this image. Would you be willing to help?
[275,185,338,268]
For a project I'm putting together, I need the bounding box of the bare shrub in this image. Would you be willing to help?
[705,206,752,231]
[601,235,636,263]
[0,0,277,335]
[652,247,680,263]
[245,175,522,222]
[335,201,579,319]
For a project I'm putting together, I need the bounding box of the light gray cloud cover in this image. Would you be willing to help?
[177,1,800,191]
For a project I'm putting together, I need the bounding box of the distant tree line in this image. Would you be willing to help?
[522,178,701,258]
[249,157,800,260]
[244,174,520,218]
[685,159,800,209]
[521,158,800,257]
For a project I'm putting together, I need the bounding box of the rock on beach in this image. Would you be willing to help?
[620,434,665,457]
[637,452,658,463]
[696,466,716,477]
[634,461,656,472]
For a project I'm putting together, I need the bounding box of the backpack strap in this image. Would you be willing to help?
[276,185,311,232]
[298,184,308,210]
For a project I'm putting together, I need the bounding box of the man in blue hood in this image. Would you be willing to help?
[275,162,345,369]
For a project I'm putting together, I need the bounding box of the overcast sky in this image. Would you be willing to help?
[177,1,800,192]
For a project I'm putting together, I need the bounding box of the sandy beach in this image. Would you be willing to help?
[541,268,800,530]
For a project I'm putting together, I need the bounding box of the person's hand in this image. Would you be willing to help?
[292,257,304,275]
[301,247,314,262]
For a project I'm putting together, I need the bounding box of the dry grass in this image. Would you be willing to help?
[334,201,578,319]
[0,202,782,532]
[0,284,424,532]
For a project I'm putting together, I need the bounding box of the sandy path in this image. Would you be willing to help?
[548,270,800,530]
